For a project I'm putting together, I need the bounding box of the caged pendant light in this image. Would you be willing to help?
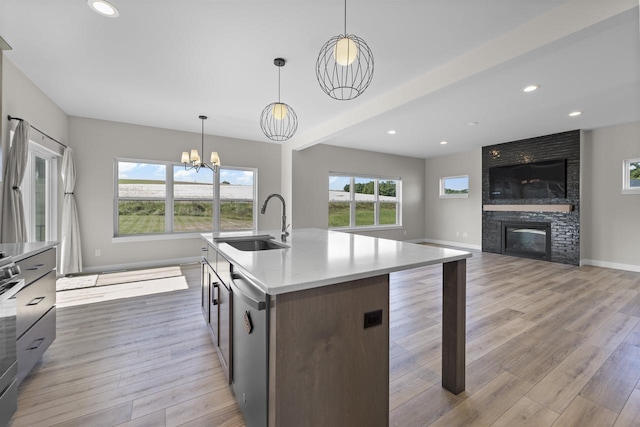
[180,115,221,173]
[316,0,374,100]
[260,58,298,142]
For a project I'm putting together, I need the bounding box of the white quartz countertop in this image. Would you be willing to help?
[202,228,471,295]
[0,241,58,262]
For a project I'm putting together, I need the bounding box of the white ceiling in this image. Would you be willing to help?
[1,0,638,159]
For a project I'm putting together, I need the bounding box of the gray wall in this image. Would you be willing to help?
[69,117,282,272]
[424,149,482,249]
[292,144,425,241]
[582,121,640,271]
[1,57,68,242]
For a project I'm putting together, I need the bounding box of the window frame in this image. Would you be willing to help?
[622,158,640,195]
[328,172,402,231]
[114,158,257,240]
[439,175,469,199]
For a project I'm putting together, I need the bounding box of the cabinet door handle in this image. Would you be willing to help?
[231,273,266,311]
[27,296,45,306]
[28,338,45,350]
[26,263,45,271]
[211,283,219,305]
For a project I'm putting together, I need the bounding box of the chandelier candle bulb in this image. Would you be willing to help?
[190,149,200,163]
[210,152,220,165]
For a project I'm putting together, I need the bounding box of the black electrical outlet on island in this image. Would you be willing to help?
[364,309,383,329]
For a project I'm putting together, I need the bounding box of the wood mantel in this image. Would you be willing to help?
[483,204,573,213]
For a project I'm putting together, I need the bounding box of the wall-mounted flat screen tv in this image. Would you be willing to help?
[489,159,567,200]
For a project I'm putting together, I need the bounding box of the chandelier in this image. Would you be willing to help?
[181,115,220,173]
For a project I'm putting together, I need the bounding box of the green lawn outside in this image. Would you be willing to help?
[119,215,166,235]
[328,202,397,228]
[118,200,253,235]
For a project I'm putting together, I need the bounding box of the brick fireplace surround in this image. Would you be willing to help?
[482,130,580,265]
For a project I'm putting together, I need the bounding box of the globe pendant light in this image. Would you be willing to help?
[260,58,298,142]
[316,0,374,100]
[180,115,221,173]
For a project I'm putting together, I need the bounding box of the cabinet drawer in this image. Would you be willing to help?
[17,248,56,286]
[17,306,56,384]
[0,378,18,427]
[16,270,56,339]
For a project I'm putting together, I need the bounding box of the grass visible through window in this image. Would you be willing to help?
[329,202,397,228]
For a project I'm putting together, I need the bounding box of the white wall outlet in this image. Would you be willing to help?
[462,232,468,238]
[456,231,460,237]
[95,249,101,257]
[404,230,407,236]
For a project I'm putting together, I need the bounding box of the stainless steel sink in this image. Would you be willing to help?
[214,235,288,251]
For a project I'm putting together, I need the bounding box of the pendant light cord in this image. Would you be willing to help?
[344,0,347,35]
[278,66,282,104]
[201,117,204,160]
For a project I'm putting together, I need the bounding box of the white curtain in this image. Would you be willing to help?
[60,147,82,275]
[1,121,29,243]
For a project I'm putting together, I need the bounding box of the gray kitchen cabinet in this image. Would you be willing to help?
[15,246,57,384]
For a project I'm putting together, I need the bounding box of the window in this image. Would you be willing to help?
[328,174,401,229]
[116,160,167,235]
[173,165,214,233]
[115,159,256,237]
[622,158,640,195]
[219,167,256,231]
[439,175,469,198]
[22,142,58,241]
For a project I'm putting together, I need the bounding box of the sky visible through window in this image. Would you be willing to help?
[329,176,350,191]
[444,176,469,191]
[118,162,253,185]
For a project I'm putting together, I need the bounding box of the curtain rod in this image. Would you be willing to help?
[7,115,68,149]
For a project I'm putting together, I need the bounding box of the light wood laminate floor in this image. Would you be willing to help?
[9,251,640,426]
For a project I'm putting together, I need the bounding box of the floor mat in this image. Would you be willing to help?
[56,265,186,291]
[56,274,99,291]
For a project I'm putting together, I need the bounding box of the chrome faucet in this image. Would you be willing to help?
[260,193,289,241]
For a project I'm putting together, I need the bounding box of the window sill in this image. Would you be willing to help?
[112,232,207,243]
[329,225,403,233]
[439,194,469,199]
[622,188,640,195]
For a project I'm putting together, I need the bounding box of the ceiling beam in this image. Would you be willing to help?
[284,0,638,152]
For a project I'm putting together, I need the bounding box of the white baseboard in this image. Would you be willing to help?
[416,238,482,251]
[80,256,201,275]
[580,259,640,273]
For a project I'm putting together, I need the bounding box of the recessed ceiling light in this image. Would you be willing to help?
[440,141,448,145]
[569,111,582,117]
[523,85,540,93]
[387,130,396,135]
[468,122,479,126]
[87,0,120,17]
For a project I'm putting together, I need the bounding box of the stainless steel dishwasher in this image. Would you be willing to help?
[231,270,269,427]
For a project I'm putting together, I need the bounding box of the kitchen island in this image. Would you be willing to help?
[201,228,471,427]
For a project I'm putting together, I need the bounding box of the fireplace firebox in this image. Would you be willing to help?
[501,221,551,261]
